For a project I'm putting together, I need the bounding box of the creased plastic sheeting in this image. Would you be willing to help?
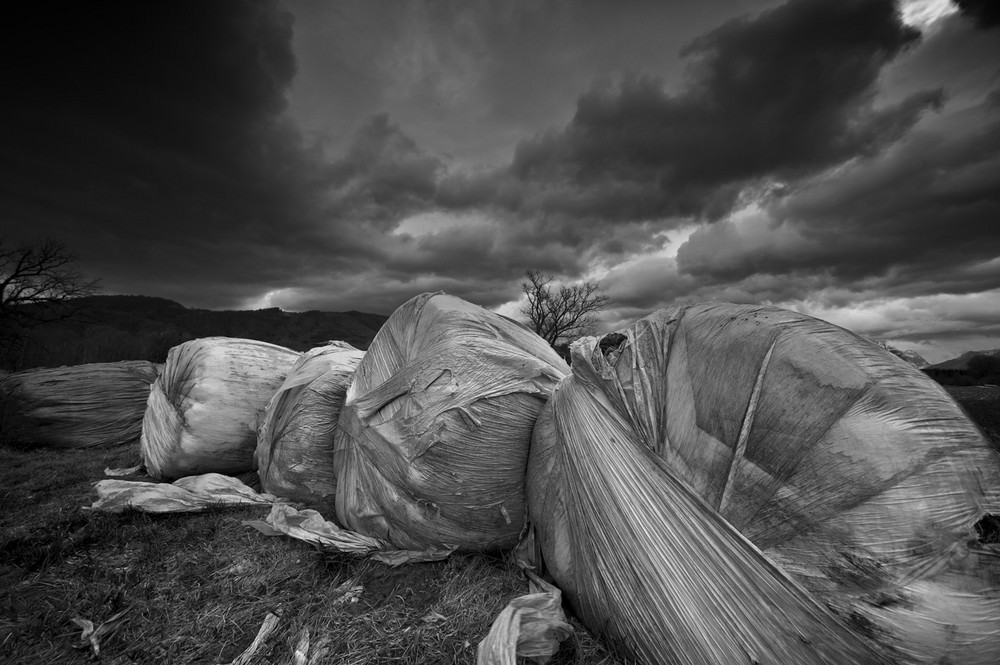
[335,292,569,551]
[88,473,275,513]
[255,342,364,513]
[244,503,385,553]
[244,503,456,566]
[141,337,300,479]
[477,572,573,665]
[530,302,1000,665]
[0,361,158,448]
[530,378,890,664]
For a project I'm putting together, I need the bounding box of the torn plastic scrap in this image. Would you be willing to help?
[222,612,280,665]
[88,474,275,513]
[243,503,456,565]
[71,609,129,657]
[243,503,385,554]
[477,572,573,665]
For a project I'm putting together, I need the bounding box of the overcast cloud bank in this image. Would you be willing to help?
[2,0,998,362]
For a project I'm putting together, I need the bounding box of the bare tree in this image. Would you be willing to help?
[520,269,611,346]
[0,238,100,347]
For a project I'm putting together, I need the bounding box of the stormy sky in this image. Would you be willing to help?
[2,0,998,363]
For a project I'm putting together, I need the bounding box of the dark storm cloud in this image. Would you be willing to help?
[384,216,599,281]
[0,0,321,306]
[3,0,995,359]
[675,101,1000,299]
[954,0,1000,28]
[2,1,296,180]
[379,0,975,322]
[0,1,445,310]
[417,0,953,326]
[325,114,443,225]
[275,271,526,316]
[287,0,777,168]
[446,0,939,225]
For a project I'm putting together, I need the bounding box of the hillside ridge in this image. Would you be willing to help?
[925,348,1000,371]
[2,295,389,370]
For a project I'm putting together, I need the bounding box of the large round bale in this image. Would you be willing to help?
[528,302,1000,665]
[334,292,569,551]
[0,360,159,448]
[141,337,300,479]
[255,341,364,514]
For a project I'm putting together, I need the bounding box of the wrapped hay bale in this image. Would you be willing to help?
[334,292,569,551]
[141,337,300,479]
[528,302,1000,664]
[255,341,364,513]
[0,360,158,448]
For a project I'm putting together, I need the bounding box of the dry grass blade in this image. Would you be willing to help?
[71,609,129,657]
[223,612,279,665]
[291,627,309,665]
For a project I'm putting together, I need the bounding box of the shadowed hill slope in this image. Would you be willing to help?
[925,348,1000,371]
[2,295,388,370]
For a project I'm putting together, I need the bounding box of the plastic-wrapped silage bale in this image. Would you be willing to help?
[141,337,300,479]
[334,292,569,551]
[0,360,158,448]
[527,302,1000,665]
[255,341,364,514]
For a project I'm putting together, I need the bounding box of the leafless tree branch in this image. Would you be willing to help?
[519,269,611,346]
[0,238,101,347]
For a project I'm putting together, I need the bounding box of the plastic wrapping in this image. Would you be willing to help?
[528,302,1000,664]
[255,342,364,513]
[140,337,300,479]
[244,503,385,554]
[0,360,158,448]
[88,473,274,512]
[477,572,572,665]
[243,504,456,565]
[334,292,569,551]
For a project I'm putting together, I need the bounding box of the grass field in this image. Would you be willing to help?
[2,386,997,664]
[0,445,621,664]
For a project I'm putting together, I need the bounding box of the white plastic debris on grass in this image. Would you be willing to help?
[71,609,130,658]
[140,337,300,479]
[104,464,143,477]
[221,615,331,665]
[334,292,569,551]
[291,627,331,665]
[0,360,159,448]
[244,503,456,565]
[255,341,364,514]
[89,473,452,564]
[527,302,1000,665]
[367,545,457,566]
[477,572,572,665]
[244,503,385,554]
[89,473,275,513]
[223,612,280,665]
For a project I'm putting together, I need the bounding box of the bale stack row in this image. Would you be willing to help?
[139,336,301,479]
[0,360,159,448]
[255,341,364,516]
[527,304,1000,664]
[140,294,998,664]
[9,292,997,664]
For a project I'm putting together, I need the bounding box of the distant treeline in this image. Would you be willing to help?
[1,295,388,371]
[924,354,1000,387]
